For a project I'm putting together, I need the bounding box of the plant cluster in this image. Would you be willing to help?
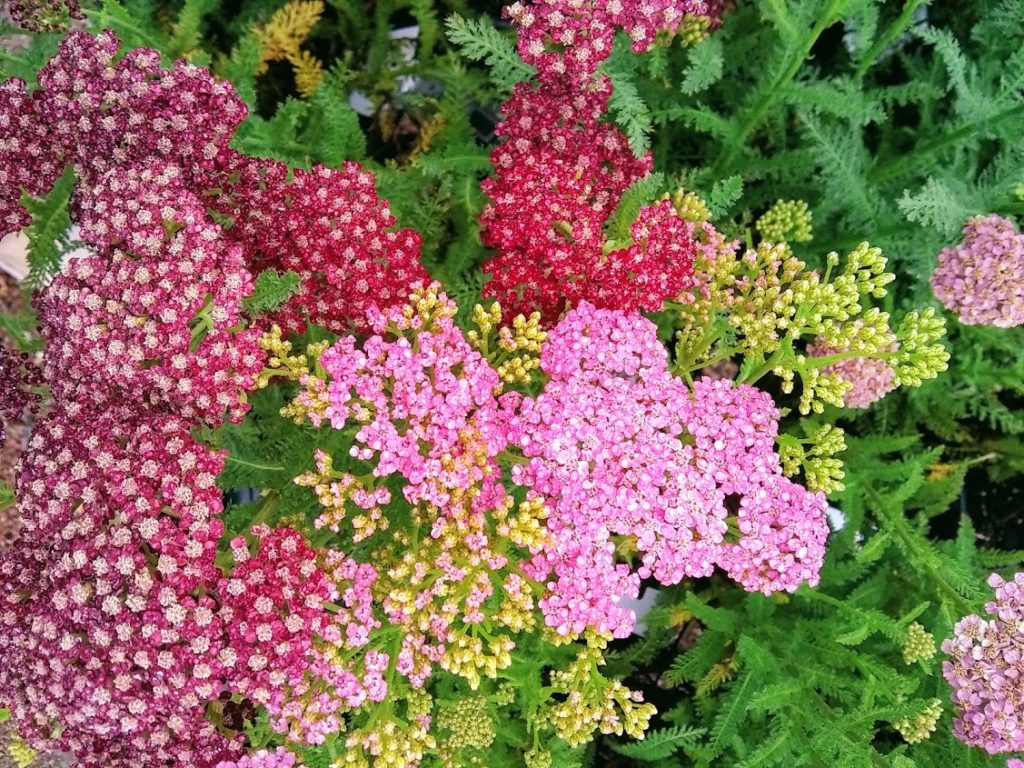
[0,1,1021,768]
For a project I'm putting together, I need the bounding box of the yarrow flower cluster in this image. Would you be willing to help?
[943,572,1024,755]
[507,0,713,82]
[807,341,897,410]
[0,2,954,766]
[931,215,1024,328]
[0,342,41,447]
[480,1,724,321]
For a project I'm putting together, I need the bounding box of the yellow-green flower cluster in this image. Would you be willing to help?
[893,699,943,744]
[467,303,546,386]
[757,199,814,244]
[436,696,496,750]
[670,189,711,224]
[674,239,948,414]
[778,423,847,494]
[902,622,937,664]
[338,694,436,768]
[538,645,656,748]
[258,325,332,425]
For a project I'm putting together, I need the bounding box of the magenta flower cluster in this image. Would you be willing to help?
[0,341,41,446]
[931,215,1024,328]
[216,747,299,768]
[0,30,426,337]
[943,572,1024,755]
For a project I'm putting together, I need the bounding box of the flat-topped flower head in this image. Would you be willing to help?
[932,215,1024,328]
[943,572,1024,755]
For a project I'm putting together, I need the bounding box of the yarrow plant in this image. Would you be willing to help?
[931,215,1024,329]
[0,1,1008,767]
[943,573,1024,756]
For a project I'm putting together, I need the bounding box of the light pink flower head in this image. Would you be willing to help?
[932,215,1024,328]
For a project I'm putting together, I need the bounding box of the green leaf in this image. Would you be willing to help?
[681,36,724,95]
[21,165,74,290]
[608,724,705,761]
[607,68,653,156]
[445,14,534,94]
[244,270,302,315]
[706,175,744,218]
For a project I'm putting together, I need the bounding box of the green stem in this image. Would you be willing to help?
[710,0,849,176]
[869,103,1024,183]
[865,485,974,615]
[853,0,928,80]
[224,455,285,472]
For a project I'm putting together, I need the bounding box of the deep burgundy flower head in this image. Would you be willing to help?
[0,341,42,447]
[0,406,242,768]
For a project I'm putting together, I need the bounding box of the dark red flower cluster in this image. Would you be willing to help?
[201,156,426,333]
[0,30,426,335]
[1,407,242,767]
[481,1,713,322]
[6,0,83,32]
[0,31,384,768]
[0,341,41,447]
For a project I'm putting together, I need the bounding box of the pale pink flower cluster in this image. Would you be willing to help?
[807,341,897,409]
[507,303,828,637]
[1008,759,1023,768]
[932,215,1024,328]
[216,748,299,768]
[943,572,1024,755]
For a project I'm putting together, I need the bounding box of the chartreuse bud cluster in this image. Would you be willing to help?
[893,700,943,744]
[538,644,656,749]
[778,423,848,494]
[674,207,948,416]
[467,302,547,386]
[902,622,937,665]
[757,199,814,244]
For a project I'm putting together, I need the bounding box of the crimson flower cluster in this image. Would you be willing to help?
[481,0,720,321]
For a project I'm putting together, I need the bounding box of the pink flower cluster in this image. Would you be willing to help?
[807,341,897,409]
[507,0,711,82]
[216,747,300,768]
[480,1,720,321]
[507,303,829,636]
[943,572,1024,755]
[38,162,262,424]
[320,289,507,517]
[932,215,1024,328]
[316,286,515,687]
